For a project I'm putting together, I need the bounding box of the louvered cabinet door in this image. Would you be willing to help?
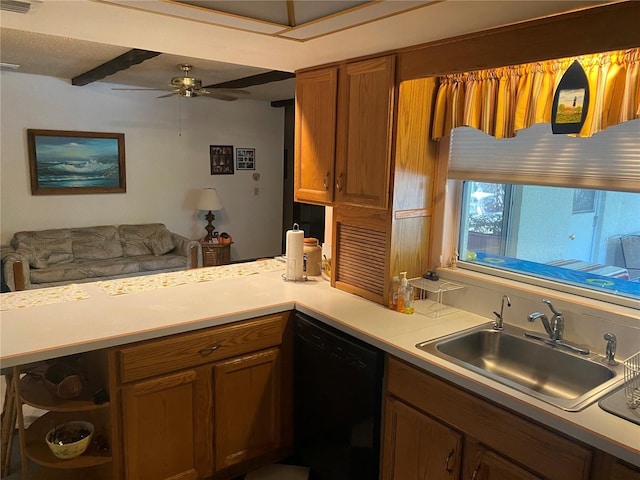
[333,206,389,304]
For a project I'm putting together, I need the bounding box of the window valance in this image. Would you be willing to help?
[432,48,639,140]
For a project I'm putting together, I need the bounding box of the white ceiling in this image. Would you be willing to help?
[0,0,617,102]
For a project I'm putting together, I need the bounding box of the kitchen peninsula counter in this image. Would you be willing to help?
[1,263,638,468]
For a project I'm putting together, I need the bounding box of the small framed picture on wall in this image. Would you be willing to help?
[236,148,255,170]
[210,145,234,175]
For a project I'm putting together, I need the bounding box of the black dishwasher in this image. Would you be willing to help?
[293,312,384,480]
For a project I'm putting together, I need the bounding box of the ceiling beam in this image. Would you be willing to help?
[72,49,161,86]
[205,70,295,89]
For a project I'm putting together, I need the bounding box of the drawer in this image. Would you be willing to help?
[119,313,286,383]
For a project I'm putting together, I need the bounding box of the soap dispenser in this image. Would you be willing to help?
[397,272,408,312]
[389,275,400,310]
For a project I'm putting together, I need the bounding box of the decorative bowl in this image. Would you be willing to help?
[45,421,94,460]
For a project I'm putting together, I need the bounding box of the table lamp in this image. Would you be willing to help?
[195,188,222,242]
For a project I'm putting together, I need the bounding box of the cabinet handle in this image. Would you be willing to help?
[444,448,454,472]
[198,344,221,356]
[336,173,343,192]
[323,173,330,190]
[471,461,481,480]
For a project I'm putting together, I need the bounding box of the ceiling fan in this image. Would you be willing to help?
[112,64,249,101]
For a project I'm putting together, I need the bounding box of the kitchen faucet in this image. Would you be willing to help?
[525,299,589,355]
[492,295,511,330]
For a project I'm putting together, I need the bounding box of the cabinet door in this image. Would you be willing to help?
[610,462,640,480]
[335,55,395,209]
[294,67,338,205]
[470,449,542,480]
[381,397,461,480]
[213,348,281,470]
[121,369,201,480]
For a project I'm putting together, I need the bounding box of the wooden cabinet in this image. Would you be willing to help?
[13,351,114,480]
[592,454,640,480]
[121,369,202,480]
[295,56,395,209]
[294,67,338,205]
[381,396,461,480]
[296,58,439,305]
[332,76,439,304]
[383,356,593,480]
[608,461,640,480]
[467,448,543,480]
[213,348,281,469]
[111,312,293,480]
[334,56,395,209]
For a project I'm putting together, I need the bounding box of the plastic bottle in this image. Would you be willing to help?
[396,272,408,312]
[403,285,414,314]
[389,275,400,310]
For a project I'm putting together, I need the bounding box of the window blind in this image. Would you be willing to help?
[448,120,640,192]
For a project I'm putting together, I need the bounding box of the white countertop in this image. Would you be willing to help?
[1,266,639,466]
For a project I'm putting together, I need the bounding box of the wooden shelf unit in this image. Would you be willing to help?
[13,351,114,480]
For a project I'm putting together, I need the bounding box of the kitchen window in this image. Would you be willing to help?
[449,120,640,307]
[458,181,640,303]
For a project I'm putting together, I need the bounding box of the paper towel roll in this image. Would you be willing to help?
[286,224,304,280]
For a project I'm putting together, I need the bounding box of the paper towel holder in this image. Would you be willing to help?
[284,223,308,282]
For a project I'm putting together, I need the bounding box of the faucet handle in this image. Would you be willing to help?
[604,332,617,365]
[542,299,561,317]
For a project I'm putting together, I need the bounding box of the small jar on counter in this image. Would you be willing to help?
[303,238,322,276]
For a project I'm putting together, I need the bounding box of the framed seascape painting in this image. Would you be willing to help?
[27,129,126,195]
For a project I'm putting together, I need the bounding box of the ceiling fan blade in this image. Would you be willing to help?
[210,88,251,96]
[199,89,238,101]
[157,92,179,98]
[111,87,174,91]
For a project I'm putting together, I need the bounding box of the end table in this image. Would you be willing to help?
[199,241,232,267]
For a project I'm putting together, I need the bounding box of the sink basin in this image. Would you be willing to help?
[416,323,624,411]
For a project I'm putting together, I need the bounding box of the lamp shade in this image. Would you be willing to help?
[195,188,222,211]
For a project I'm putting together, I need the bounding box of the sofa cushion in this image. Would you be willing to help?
[12,229,73,267]
[29,262,88,285]
[72,226,124,260]
[15,242,51,269]
[118,224,169,257]
[146,230,175,256]
[136,254,186,271]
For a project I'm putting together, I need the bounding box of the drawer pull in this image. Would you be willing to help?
[199,345,222,356]
[444,448,454,472]
[323,173,330,190]
[336,173,343,192]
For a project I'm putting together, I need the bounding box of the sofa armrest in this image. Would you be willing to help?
[2,252,30,291]
[170,233,201,268]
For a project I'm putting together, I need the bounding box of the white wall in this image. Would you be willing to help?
[0,71,285,261]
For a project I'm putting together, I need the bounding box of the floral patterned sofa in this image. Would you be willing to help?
[2,224,199,291]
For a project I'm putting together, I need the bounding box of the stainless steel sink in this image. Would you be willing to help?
[417,323,624,411]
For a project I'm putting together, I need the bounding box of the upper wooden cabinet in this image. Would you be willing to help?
[295,55,396,209]
[294,67,338,205]
[334,56,395,209]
